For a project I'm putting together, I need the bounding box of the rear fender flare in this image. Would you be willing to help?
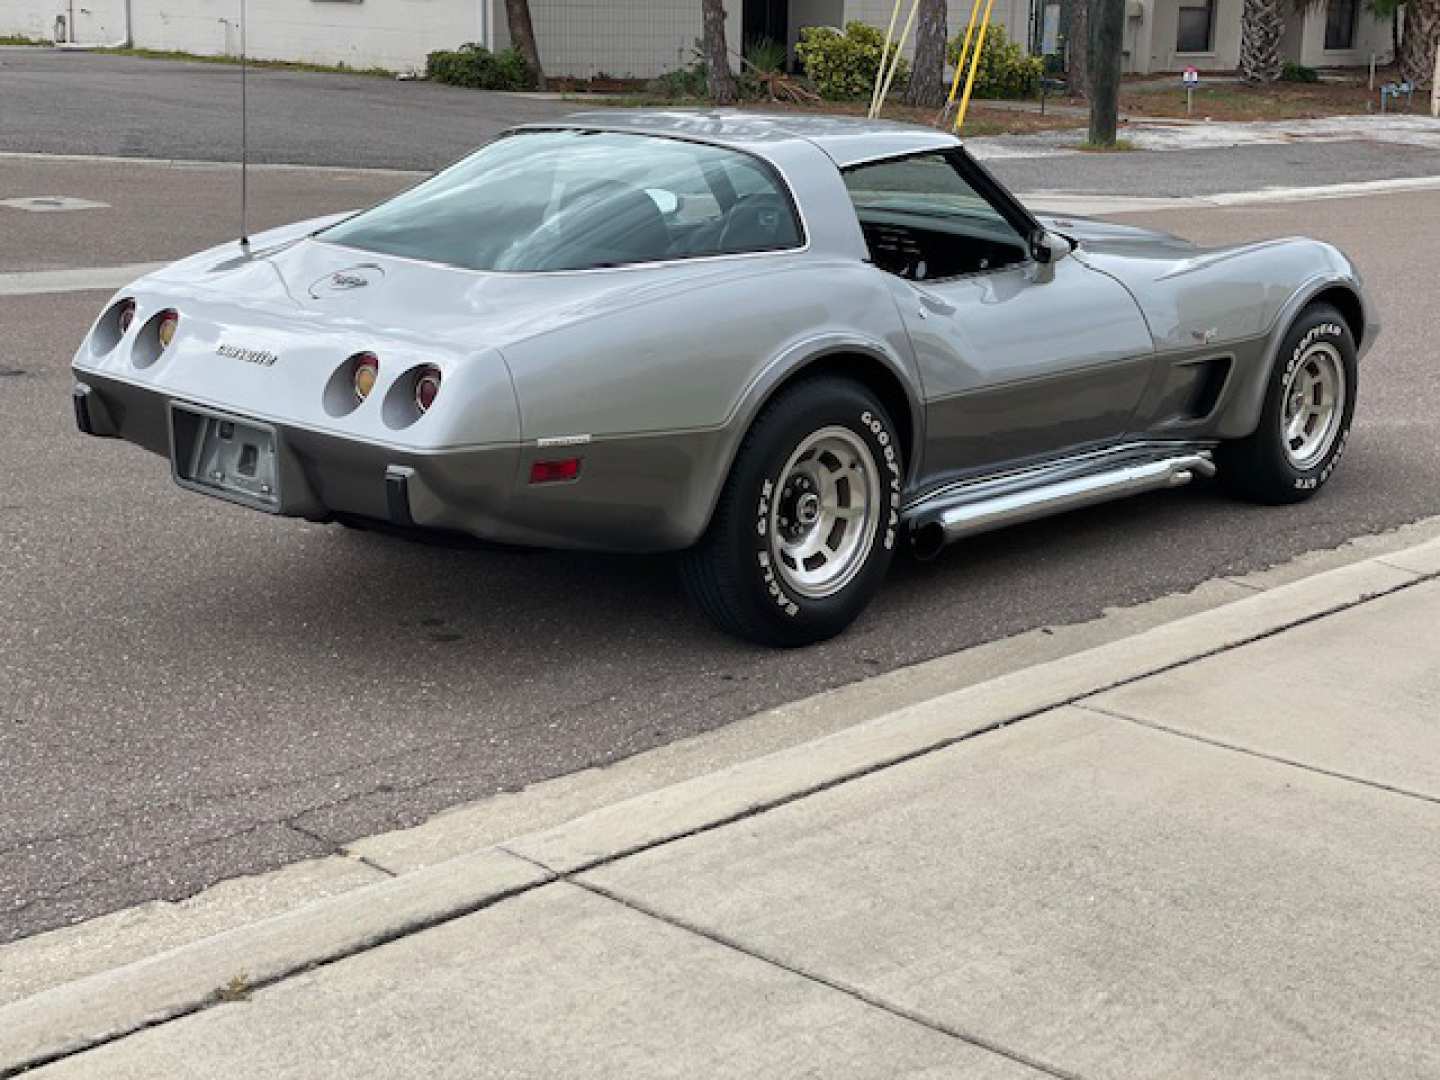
[695,334,925,538]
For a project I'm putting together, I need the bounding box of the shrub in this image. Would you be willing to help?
[1281,61,1320,83]
[744,37,789,75]
[426,44,535,91]
[946,25,1044,99]
[647,65,709,98]
[796,22,909,101]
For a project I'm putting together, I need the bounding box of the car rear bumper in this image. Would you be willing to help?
[72,373,723,553]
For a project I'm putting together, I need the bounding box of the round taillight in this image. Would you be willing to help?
[415,366,441,414]
[352,352,379,402]
[116,299,136,334]
[157,309,179,349]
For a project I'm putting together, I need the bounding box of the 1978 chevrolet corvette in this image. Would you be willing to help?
[72,111,1376,646]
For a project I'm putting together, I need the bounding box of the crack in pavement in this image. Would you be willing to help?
[1077,701,1440,809]
[563,875,1087,1080]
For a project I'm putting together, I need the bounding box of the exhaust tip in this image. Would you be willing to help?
[910,520,947,562]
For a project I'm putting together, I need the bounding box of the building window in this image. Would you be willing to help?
[1325,0,1358,49]
[1176,0,1215,52]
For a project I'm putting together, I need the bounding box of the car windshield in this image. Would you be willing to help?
[318,129,803,272]
[843,153,1008,227]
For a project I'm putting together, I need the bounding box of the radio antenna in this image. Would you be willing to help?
[239,0,250,250]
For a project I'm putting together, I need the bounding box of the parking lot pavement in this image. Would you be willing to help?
[0,48,572,171]
[3,153,1440,944]
[0,159,412,274]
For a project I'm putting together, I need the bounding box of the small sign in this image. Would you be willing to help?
[1183,67,1200,86]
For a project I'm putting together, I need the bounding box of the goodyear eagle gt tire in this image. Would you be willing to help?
[1218,302,1357,505]
[682,377,904,647]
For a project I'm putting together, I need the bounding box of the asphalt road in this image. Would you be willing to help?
[0,47,570,171]
[6,47,1440,193]
[3,56,1440,941]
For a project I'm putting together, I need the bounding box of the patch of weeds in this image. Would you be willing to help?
[212,973,253,1003]
[93,47,394,77]
[0,34,49,46]
[1077,137,1136,152]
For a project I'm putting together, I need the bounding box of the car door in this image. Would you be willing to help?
[843,150,1155,488]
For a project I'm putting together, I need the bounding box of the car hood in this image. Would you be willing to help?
[1035,213,1353,352]
[1036,214,1198,257]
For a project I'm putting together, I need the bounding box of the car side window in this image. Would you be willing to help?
[843,152,1030,282]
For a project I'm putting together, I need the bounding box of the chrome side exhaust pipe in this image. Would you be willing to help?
[910,453,1216,560]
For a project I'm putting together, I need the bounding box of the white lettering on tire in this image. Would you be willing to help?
[1284,321,1347,491]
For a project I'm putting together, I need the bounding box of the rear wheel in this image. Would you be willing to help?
[682,377,904,647]
[1218,303,1357,505]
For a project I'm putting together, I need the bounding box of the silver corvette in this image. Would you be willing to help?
[72,111,1376,646]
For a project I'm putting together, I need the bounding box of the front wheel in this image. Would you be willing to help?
[682,377,904,647]
[1217,303,1357,505]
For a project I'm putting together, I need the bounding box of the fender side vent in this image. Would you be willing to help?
[1185,355,1233,420]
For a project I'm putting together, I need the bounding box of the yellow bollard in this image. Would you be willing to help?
[869,0,905,118]
[872,0,923,118]
[954,0,996,132]
[947,0,985,106]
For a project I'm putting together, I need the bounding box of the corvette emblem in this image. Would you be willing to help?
[216,344,278,367]
[308,264,385,299]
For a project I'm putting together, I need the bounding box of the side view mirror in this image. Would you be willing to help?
[1030,229,1073,265]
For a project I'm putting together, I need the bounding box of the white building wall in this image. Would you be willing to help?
[839,0,1032,56]
[1295,2,1392,67]
[0,0,736,78]
[489,0,741,79]
[0,0,492,71]
[1131,0,1389,73]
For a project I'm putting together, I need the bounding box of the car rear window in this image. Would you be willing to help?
[318,130,803,273]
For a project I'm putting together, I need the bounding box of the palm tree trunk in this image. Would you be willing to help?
[503,0,546,91]
[1088,0,1124,143]
[1399,0,1440,85]
[1067,0,1090,97]
[903,0,948,106]
[702,0,739,103]
[1239,0,1284,81]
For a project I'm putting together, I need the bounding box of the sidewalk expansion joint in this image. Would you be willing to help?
[0,873,554,1079]
[1077,702,1440,810]
[566,877,1088,1080]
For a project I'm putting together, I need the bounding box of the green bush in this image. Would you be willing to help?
[647,65,709,98]
[946,25,1044,99]
[1280,61,1320,83]
[796,22,908,101]
[426,44,535,91]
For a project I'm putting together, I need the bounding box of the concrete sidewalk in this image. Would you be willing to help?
[6,540,1438,1078]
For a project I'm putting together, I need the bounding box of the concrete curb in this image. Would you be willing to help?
[3,536,1437,1076]
[0,850,549,1076]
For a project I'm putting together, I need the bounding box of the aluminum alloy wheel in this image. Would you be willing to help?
[769,426,882,601]
[1281,342,1346,470]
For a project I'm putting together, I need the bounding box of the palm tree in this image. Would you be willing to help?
[1398,0,1439,84]
[504,0,546,90]
[702,0,739,103]
[1238,0,1286,82]
[1066,0,1090,98]
[904,0,949,106]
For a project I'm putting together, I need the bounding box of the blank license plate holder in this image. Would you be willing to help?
[170,403,282,513]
